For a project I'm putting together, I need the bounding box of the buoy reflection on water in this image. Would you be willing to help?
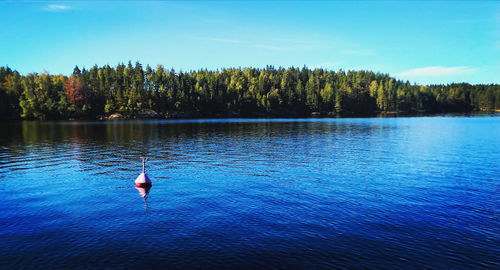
[135,185,151,199]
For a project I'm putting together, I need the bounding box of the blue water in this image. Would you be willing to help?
[0,117,499,269]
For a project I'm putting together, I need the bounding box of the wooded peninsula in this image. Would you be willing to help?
[1,62,499,120]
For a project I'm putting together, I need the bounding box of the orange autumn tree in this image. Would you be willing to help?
[64,76,84,109]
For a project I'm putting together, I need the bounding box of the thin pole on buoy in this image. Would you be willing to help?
[141,156,147,174]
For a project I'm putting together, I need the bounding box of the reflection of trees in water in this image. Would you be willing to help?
[0,120,394,172]
[8,120,391,143]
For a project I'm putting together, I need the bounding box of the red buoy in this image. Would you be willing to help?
[135,157,152,187]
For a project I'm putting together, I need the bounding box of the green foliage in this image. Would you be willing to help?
[0,64,499,120]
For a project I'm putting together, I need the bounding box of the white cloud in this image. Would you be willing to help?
[396,66,476,77]
[340,49,375,56]
[203,37,309,51]
[43,4,72,12]
[204,37,242,44]
[311,62,339,69]
[253,44,289,51]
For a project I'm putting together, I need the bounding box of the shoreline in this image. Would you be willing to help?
[3,111,498,122]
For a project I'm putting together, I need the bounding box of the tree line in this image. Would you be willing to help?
[0,62,499,120]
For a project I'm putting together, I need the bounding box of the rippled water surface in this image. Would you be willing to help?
[0,117,499,269]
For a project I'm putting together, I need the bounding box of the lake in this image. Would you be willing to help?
[0,117,499,269]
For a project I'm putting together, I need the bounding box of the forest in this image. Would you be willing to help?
[0,62,499,120]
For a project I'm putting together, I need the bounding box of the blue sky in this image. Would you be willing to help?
[1,1,499,85]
